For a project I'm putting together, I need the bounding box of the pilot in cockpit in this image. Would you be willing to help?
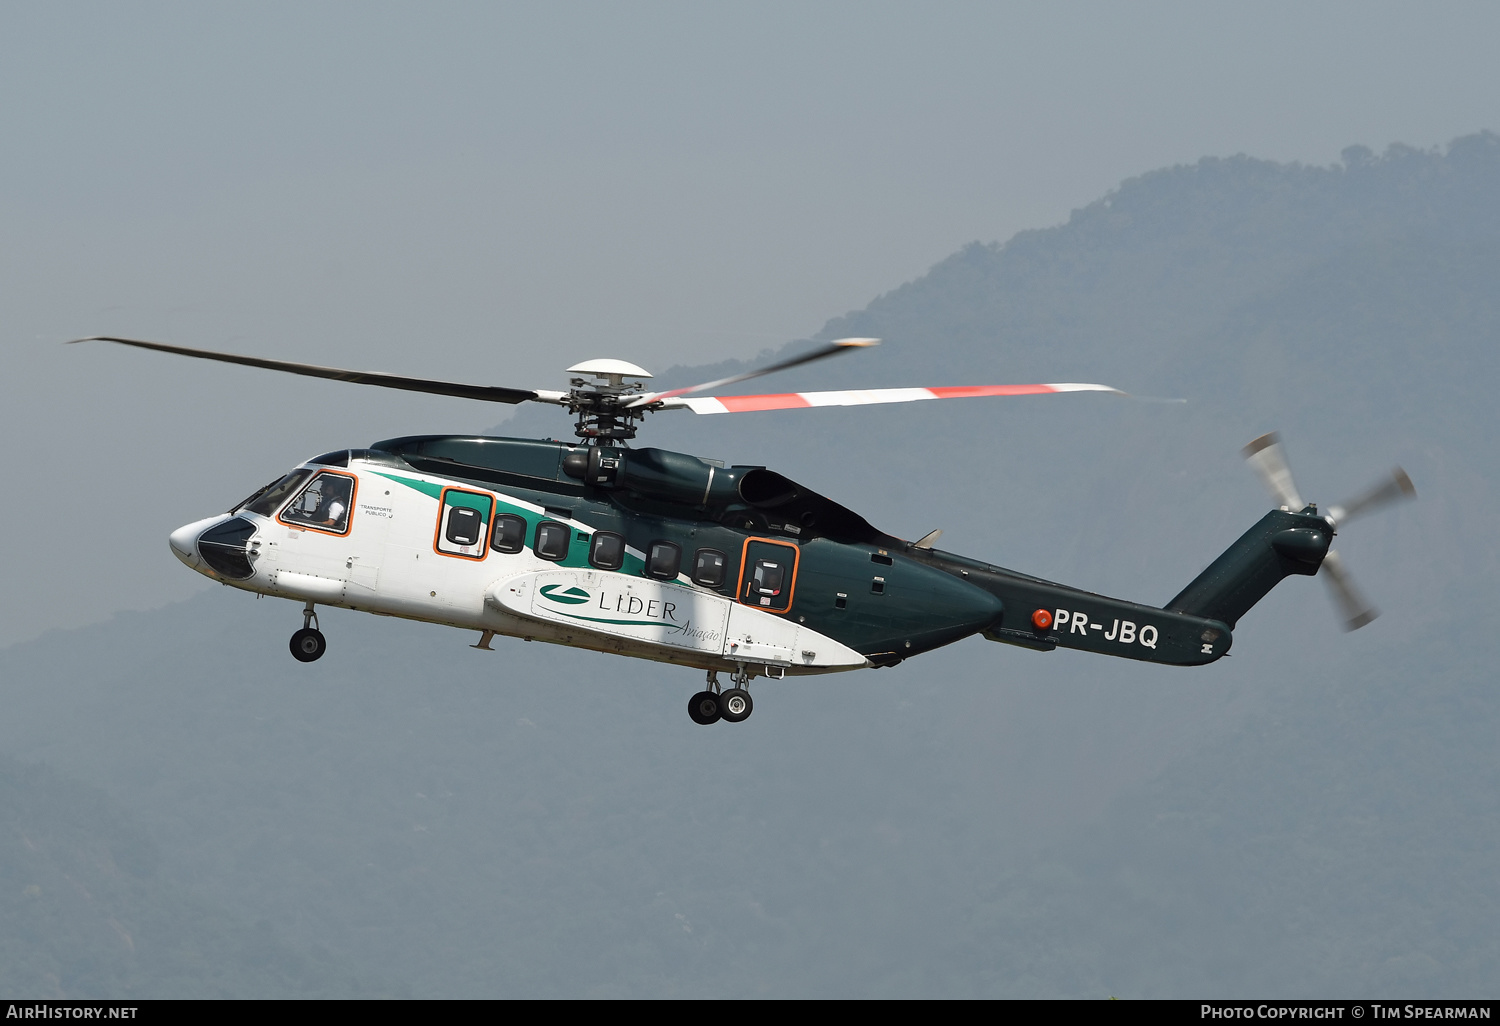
[286,476,350,530]
[316,485,347,528]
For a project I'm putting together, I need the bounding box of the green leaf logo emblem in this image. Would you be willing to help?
[539,584,591,605]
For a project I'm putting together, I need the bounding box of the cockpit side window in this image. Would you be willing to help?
[236,469,315,517]
[278,471,357,535]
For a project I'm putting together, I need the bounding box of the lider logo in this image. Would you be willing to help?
[531,577,720,648]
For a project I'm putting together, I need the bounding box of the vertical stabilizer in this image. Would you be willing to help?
[1166,508,1333,628]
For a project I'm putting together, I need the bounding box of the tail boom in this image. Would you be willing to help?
[913,507,1334,667]
[980,580,1233,666]
[913,554,1234,666]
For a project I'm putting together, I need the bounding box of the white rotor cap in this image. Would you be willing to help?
[567,359,653,379]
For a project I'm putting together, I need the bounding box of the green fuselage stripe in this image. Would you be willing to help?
[369,470,672,579]
[549,610,676,628]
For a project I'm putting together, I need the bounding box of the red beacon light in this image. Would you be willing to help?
[1031,608,1053,630]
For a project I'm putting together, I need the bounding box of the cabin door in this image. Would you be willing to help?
[737,538,799,614]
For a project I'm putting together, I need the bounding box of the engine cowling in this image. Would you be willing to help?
[562,446,746,506]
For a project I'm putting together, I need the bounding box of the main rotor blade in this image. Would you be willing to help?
[626,337,880,408]
[1243,432,1304,511]
[69,336,554,405]
[656,381,1125,414]
[1321,549,1379,631]
[1327,467,1416,525]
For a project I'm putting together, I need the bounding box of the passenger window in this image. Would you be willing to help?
[740,539,797,612]
[492,514,527,554]
[646,541,681,580]
[749,559,786,602]
[692,548,727,588]
[447,510,482,545]
[279,471,355,534]
[436,489,492,559]
[590,532,625,570]
[535,521,570,561]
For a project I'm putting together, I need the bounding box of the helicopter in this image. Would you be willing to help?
[72,335,1415,724]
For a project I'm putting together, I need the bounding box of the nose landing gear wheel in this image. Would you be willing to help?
[719,688,753,722]
[688,690,721,725]
[290,627,327,662]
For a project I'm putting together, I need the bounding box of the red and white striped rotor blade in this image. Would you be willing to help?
[658,382,1125,415]
[626,337,880,409]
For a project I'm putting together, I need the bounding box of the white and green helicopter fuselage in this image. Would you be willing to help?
[172,441,876,681]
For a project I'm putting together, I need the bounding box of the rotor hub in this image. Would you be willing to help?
[564,360,655,444]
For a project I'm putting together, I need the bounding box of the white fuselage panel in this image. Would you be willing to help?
[191,458,869,676]
[489,569,865,670]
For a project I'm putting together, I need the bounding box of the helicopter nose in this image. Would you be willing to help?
[168,515,226,570]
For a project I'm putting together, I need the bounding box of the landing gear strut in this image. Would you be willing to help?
[688,667,754,725]
[290,601,326,663]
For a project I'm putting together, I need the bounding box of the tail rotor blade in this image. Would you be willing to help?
[1321,549,1378,631]
[1241,433,1409,632]
[1243,432,1304,511]
[1327,467,1416,526]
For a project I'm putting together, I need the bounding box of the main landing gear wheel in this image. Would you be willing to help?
[688,690,721,725]
[290,627,326,662]
[719,688,753,723]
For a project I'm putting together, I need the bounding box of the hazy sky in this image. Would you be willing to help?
[3,1,1497,647]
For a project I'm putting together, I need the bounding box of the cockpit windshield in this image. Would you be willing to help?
[234,469,316,517]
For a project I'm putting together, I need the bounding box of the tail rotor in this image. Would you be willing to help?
[1241,433,1415,631]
